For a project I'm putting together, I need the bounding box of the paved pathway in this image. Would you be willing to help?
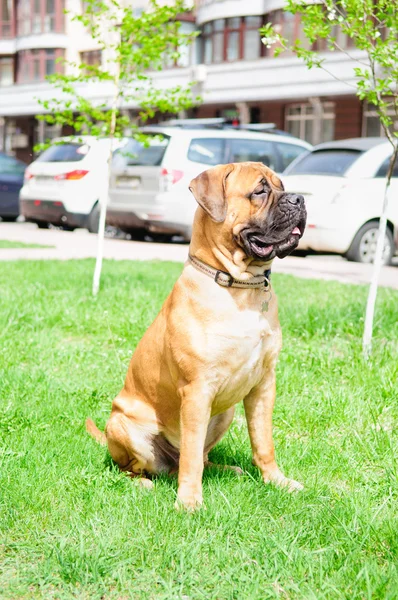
[1,222,397,289]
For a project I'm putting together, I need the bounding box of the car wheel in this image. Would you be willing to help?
[346,221,394,265]
[150,233,174,243]
[37,221,50,229]
[1,216,18,222]
[126,228,148,241]
[87,203,100,233]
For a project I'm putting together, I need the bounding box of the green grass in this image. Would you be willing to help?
[0,240,54,249]
[1,259,397,599]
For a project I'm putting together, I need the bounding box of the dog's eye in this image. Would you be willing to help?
[251,183,269,197]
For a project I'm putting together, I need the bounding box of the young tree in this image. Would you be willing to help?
[37,0,197,296]
[261,0,398,358]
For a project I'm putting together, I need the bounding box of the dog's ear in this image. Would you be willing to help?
[189,164,234,223]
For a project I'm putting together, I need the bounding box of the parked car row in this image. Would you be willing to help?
[17,126,310,239]
[107,126,311,240]
[0,152,26,221]
[1,125,397,264]
[20,137,118,232]
[283,137,398,264]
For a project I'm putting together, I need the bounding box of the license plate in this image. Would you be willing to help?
[116,176,140,189]
[35,176,57,186]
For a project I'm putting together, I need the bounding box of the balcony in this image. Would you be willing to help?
[195,0,284,25]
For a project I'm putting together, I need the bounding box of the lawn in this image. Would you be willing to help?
[1,259,397,599]
[0,240,53,248]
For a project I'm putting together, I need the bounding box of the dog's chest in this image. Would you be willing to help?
[211,310,279,413]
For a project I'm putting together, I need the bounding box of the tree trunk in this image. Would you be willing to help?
[92,64,120,297]
[92,146,113,297]
[362,144,397,358]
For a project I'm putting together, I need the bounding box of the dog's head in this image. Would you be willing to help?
[189,162,306,261]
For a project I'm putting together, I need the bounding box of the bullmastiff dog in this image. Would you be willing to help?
[87,161,306,510]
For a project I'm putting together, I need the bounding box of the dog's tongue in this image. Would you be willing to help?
[257,245,273,256]
[292,227,301,235]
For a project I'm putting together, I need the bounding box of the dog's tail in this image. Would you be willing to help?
[86,418,107,446]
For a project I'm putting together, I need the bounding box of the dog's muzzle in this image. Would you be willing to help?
[241,193,307,260]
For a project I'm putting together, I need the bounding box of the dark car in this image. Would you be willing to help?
[0,152,26,221]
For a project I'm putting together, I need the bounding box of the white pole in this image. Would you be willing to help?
[362,197,388,358]
[92,37,120,297]
[92,151,111,297]
[362,145,397,358]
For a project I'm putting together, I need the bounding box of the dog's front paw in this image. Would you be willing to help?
[175,488,203,511]
[262,466,303,493]
[276,477,304,493]
[138,477,155,490]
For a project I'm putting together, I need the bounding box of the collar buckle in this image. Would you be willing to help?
[215,269,233,287]
[263,270,271,290]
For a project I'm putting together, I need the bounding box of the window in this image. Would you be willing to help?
[36,142,90,163]
[34,121,62,148]
[285,102,335,145]
[80,50,102,67]
[45,0,55,32]
[363,102,398,137]
[375,156,398,178]
[287,149,361,176]
[17,0,30,34]
[226,18,240,62]
[244,16,262,60]
[201,16,264,64]
[0,57,13,87]
[213,18,224,63]
[0,153,26,175]
[276,142,308,172]
[188,138,225,166]
[268,10,308,55]
[163,21,195,69]
[17,0,64,35]
[0,0,13,37]
[17,49,64,83]
[113,136,170,167]
[227,139,277,170]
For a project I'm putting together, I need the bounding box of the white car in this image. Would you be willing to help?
[107,125,312,240]
[283,138,398,264]
[20,136,122,232]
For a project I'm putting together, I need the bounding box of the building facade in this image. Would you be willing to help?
[0,0,391,162]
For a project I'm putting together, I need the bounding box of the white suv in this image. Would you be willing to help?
[20,136,121,232]
[107,126,311,240]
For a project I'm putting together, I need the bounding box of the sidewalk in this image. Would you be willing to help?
[1,222,397,289]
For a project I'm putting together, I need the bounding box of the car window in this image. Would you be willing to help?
[375,155,398,178]
[114,135,170,167]
[276,142,307,171]
[288,149,362,176]
[0,153,26,176]
[36,143,90,163]
[187,138,225,166]
[227,139,277,170]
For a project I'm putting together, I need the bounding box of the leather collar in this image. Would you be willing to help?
[188,254,271,289]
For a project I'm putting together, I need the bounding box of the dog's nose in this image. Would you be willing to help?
[287,194,304,206]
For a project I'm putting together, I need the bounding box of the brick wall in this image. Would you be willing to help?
[256,103,284,129]
[334,96,362,139]
[164,96,364,140]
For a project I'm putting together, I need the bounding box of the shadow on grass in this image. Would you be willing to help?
[102,442,260,486]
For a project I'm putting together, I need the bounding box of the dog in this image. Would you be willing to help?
[87,161,306,510]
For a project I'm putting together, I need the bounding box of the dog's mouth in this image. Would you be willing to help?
[244,224,304,260]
